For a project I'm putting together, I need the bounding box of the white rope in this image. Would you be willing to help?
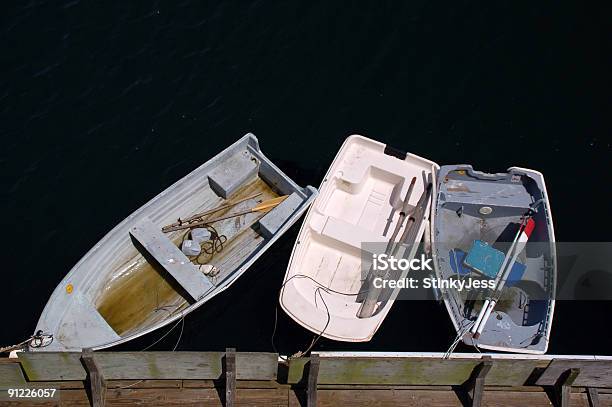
[444,320,475,359]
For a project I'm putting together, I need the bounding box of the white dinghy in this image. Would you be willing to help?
[33,134,316,351]
[279,135,437,342]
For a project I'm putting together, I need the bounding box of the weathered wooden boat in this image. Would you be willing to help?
[279,135,438,342]
[32,133,316,351]
[432,165,556,354]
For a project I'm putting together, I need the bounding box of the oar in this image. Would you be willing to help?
[471,217,535,338]
[358,181,431,319]
[356,178,416,310]
[162,195,288,232]
[386,178,417,253]
[162,192,263,231]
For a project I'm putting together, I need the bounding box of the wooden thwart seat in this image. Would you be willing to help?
[130,217,214,302]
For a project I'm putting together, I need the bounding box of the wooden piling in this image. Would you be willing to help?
[307,354,320,407]
[225,348,236,407]
[464,355,492,407]
[81,348,106,407]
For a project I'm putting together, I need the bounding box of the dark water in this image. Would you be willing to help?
[2,2,611,355]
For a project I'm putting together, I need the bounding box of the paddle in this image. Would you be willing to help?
[162,195,288,232]
[162,192,263,231]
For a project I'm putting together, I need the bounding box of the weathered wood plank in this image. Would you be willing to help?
[556,369,581,407]
[288,357,545,386]
[81,349,106,407]
[468,357,492,407]
[182,379,284,389]
[287,357,309,384]
[0,363,27,388]
[235,352,278,381]
[98,352,277,381]
[63,387,288,406]
[587,387,600,407]
[307,354,320,407]
[225,348,236,407]
[293,357,480,386]
[3,386,612,407]
[18,352,85,381]
[485,359,545,386]
[108,380,182,389]
[537,360,612,387]
[314,389,602,407]
[18,352,277,381]
[95,352,222,381]
[27,380,85,390]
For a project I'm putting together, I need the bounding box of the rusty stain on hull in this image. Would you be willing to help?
[96,177,279,336]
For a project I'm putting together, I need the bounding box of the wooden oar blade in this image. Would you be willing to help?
[252,195,288,212]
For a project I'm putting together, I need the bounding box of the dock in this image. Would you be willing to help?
[1,350,611,406]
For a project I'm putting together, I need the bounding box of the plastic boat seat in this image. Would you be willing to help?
[335,140,425,188]
[320,215,387,251]
[130,217,215,302]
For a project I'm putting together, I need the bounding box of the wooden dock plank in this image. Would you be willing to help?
[235,352,278,380]
[317,357,481,385]
[18,352,85,381]
[4,388,610,407]
[51,388,289,406]
[0,363,27,388]
[288,357,547,387]
[289,357,481,385]
[314,389,604,407]
[94,352,222,380]
[485,359,545,386]
[536,360,612,387]
[18,352,277,382]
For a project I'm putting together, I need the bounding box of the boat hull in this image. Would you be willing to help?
[280,135,438,342]
[33,133,317,351]
[431,165,556,354]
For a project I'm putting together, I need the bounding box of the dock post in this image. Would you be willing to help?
[555,368,580,407]
[225,348,236,407]
[81,348,106,407]
[463,355,492,407]
[307,354,320,407]
[586,387,600,407]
